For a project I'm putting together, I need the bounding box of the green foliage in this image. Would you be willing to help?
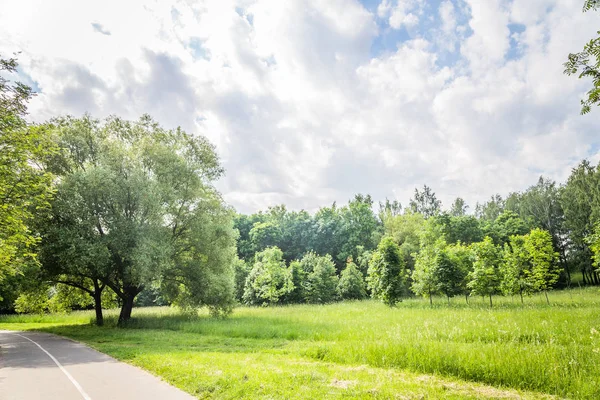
[304,254,338,304]
[436,213,483,245]
[42,115,235,322]
[561,160,600,284]
[4,290,600,399]
[243,247,294,305]
[282,260,307,304]
[233,258,250,302]
[564,2,600,113]
[449,197,468,216]
[14,291,49,314]
[367,237,407,305]
[411,240,443,301]
[0,56,55,281]
[337,258,366,300]
[409,185,441,218]
[524,228,561,295]
[382,211,424,271]
[337,194,379,263]
[445,242,473,298]
[475,194,505,222]
[501,235,532,300]
[483,210,529,246]
[468,237,501,305]
[586,223,600,272]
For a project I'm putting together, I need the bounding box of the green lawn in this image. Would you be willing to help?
[2,289,600,399]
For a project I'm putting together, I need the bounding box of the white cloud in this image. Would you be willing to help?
[1,0,599,213]
[378,0,422,30]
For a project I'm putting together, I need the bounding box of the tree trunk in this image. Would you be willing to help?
[429,290,432,306]
[117,288,138,326]
[465,293,469,304]
[93,292,104,326]
[489,294,493,308]
[519,288,524,304]
[92,280,104,326]
[544,290,549,305]
[118,296,134,326]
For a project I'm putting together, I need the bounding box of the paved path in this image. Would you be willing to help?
[0,331,196,400]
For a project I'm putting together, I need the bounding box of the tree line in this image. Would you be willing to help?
[231,177,591,307]
[3,2,600,326]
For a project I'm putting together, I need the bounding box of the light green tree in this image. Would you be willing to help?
[411,240,443,305]
[337,257,366,300]
[367,237,407,306]
[243,247,294,305]
[446,242,473,303]
[586,223,600,273]
[500,235,532,303]
[468,237,501,307]
[524,228,560,304]
[0,56,55,284]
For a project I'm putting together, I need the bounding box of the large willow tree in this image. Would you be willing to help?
[41,115,237,324]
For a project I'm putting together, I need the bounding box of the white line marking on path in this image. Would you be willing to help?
[12,333,92,400]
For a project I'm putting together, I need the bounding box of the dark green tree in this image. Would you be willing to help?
[367,237,407,306]
[337,257,366,300]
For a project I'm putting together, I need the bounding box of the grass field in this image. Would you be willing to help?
[1,288,600,399]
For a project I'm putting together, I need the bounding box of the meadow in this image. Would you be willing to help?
[1,288,600,399]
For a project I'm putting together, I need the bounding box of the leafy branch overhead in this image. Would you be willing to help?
[564,1,600,114]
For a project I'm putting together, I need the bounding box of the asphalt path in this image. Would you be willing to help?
[0,331,195,400]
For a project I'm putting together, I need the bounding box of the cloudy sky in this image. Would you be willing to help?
[1,0,599,213]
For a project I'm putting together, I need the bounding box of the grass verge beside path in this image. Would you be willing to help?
[1,288,599,399]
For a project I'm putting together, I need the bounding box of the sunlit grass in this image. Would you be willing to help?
[2,288,599,399]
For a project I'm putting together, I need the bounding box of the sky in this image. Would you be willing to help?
[1,0,599,214]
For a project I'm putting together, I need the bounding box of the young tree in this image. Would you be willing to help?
[0,56,55,283]
[468,237,501,307]
[411,241,441,305]
[367,237,407,306]
[524,229,560,304]
[243,247,294,305]
[446,242,473,303]
[500,235,532,303]
[305,254,338,304]
[337,258,366,300]
[43,115,236,324]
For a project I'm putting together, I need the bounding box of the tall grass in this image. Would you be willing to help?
[2,288,599,398]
